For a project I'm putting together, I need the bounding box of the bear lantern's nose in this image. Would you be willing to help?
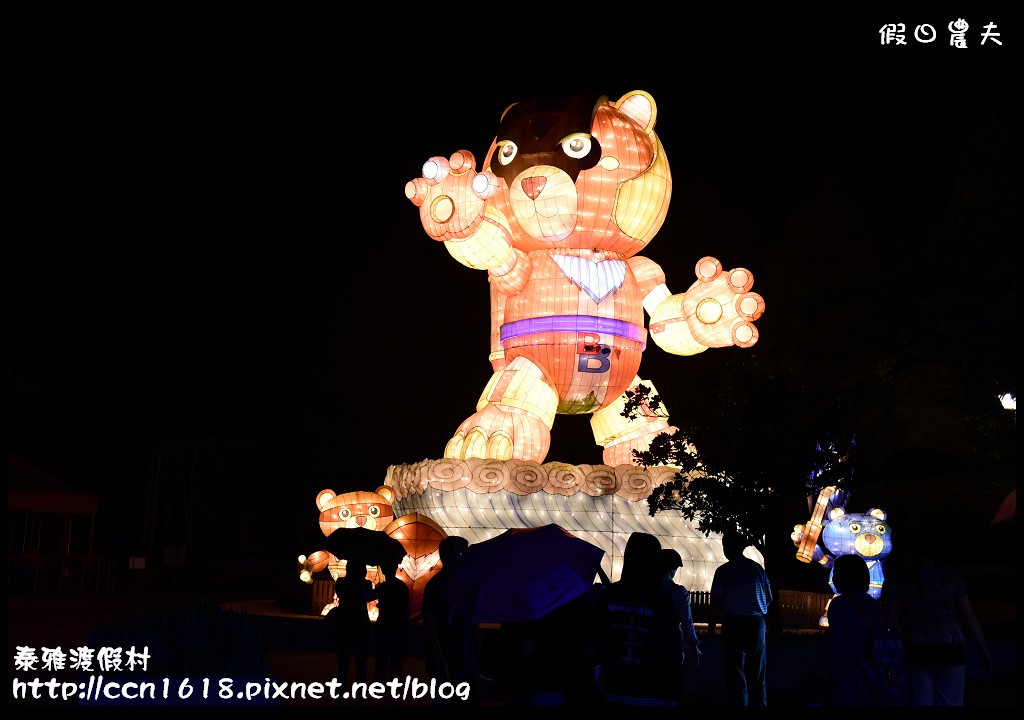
[522,176,546,200]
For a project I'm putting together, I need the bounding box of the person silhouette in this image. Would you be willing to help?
[596,531,682,706]
[882,525,993,706]
[421,535,475,705]
[373,556,410,687]
[708,530,773,706]
[826,553,886,705]
[324,559,377,690]
[659,548,702,703]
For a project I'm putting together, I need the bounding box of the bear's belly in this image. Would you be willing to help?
[501,330,644,414]
[498,253,646,413]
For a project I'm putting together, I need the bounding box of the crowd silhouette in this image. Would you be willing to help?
[316,524,1000,708]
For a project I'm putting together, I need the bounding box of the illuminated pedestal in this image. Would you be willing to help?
[385,457,758,592]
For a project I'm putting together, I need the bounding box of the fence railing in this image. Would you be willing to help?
[774,588,831,629]
[690,588,830,629]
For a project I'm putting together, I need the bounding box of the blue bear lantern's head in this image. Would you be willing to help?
[822,507,893,598]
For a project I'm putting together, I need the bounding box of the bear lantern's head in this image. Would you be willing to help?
[483,90,671,257]
[315,485,396,538]
[821,507,893,562]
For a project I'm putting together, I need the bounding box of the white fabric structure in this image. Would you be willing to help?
[385,457,762,592]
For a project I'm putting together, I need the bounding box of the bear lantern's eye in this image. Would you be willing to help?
[497,141,518,166]
[849,523,861,533]
[560,132,592,160]
[339,508,351,521]
[368,505,381,518]
[875,525,886,534]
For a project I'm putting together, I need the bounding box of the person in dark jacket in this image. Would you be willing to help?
[596,532,683,706]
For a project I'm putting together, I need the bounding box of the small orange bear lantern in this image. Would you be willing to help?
[298,485,445,618]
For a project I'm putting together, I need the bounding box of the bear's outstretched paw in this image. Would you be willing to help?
[404,150,499,243]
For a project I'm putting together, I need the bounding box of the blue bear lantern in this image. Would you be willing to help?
[821,506,892,598]
[792,487,894,626]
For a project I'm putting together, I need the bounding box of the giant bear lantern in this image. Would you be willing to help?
[405,90,765,465]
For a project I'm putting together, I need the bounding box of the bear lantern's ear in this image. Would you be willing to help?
[612,90,656,134]
[867,508,887,521]
[498,102,519,123]
[375,486,395,504]
[828,507,846,521]
[316,489,337,511]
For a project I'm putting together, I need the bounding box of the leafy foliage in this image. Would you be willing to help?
[643,439,777,549]
[626,383,864,562]
[627,384,784,551]
[806,435,857,497]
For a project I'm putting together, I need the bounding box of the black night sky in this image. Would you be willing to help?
[9,12,1016,560]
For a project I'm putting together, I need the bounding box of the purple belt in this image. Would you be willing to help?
[500,314,647,350]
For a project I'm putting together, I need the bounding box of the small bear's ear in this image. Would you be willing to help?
[375,486,394,504]
[316,489,337,511]
[867,508,887,521]
[498,102,519,122]
[828,507,846,521]
[613,90,657,133]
